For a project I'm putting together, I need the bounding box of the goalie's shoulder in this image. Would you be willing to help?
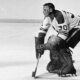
[42,17,51,26]
[43,17,51,22]
[62,10,75,18]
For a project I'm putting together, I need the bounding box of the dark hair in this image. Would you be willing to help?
[43,3,55,12]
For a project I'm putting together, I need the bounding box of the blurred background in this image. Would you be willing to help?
[0,0,80,19]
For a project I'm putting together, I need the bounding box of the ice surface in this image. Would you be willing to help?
[0,23,79,80]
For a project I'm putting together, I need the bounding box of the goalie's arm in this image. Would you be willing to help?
[35,17,51,59]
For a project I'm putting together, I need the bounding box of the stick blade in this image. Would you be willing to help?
[32,71,36,77]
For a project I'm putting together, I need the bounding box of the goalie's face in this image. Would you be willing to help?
[43,6,52,17]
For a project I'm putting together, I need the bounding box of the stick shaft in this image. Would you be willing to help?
[34,54,40,76]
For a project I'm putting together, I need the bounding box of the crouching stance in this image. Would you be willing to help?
[46,35,76,76]
[35,34,76,76]
[35,2,80,76]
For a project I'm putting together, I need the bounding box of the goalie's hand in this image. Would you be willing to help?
[36,45,44,59]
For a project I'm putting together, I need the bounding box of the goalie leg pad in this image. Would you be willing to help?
[58,48,76,75]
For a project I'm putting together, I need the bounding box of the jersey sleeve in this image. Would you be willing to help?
[35,17,51,37]
[66,12,79,29]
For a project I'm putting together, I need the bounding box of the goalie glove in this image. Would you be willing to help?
[35,33,45,59]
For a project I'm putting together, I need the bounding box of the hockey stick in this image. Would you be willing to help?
[32,54,40,78]
[66,28,80,42]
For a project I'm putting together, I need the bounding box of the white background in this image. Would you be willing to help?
[0,0,80,19]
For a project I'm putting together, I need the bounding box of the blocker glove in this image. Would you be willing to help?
[35,33,45,59]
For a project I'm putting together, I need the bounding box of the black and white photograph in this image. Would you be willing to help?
[0,0,80,80]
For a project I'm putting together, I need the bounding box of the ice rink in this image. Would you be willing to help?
[0,22,80,80]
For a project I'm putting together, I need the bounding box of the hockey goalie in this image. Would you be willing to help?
[34,3,80,76]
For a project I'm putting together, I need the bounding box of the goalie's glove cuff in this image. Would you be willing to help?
[36,44,45,59]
